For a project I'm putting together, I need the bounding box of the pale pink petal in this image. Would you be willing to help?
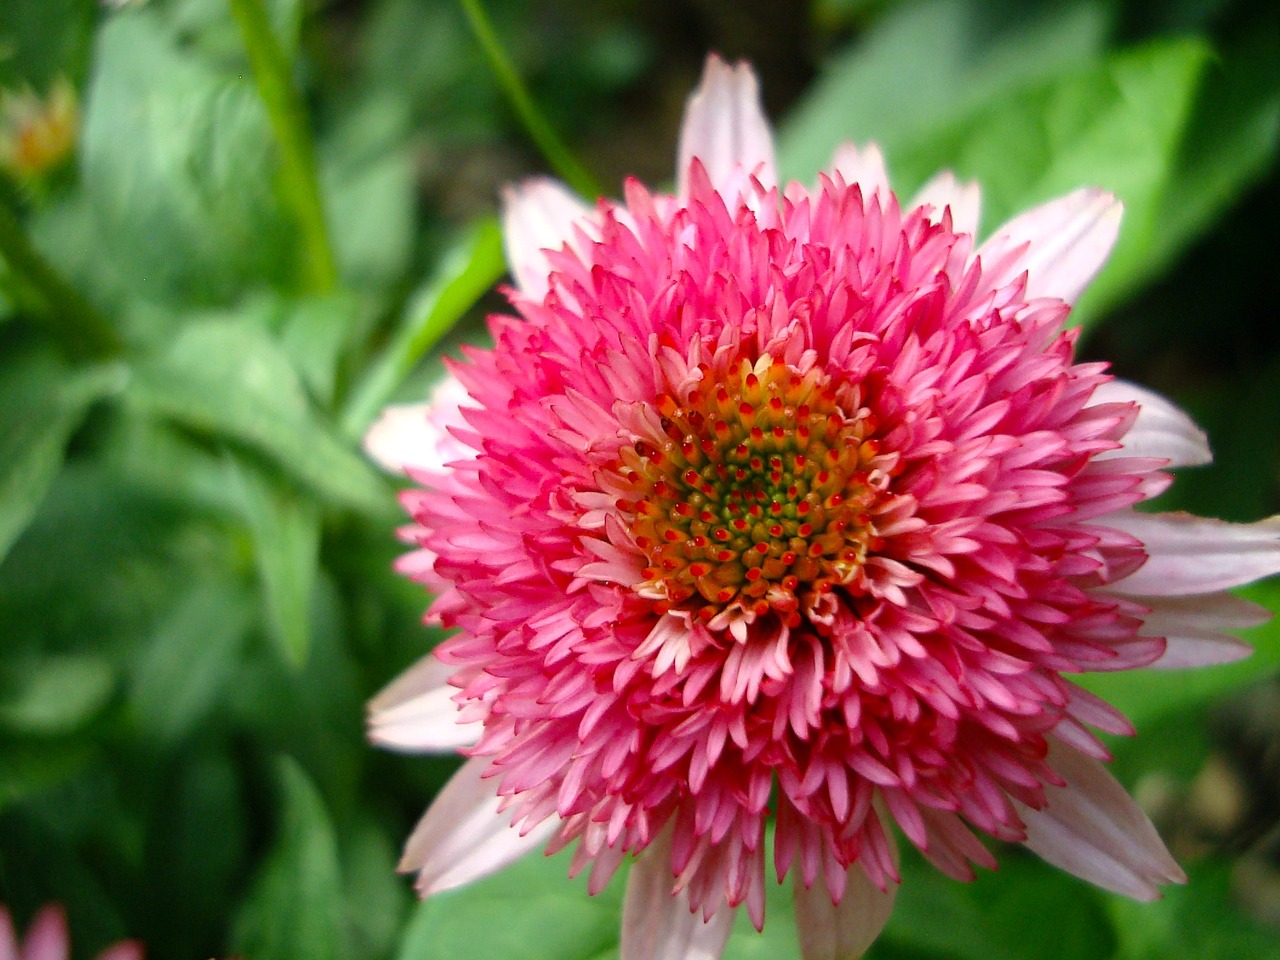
[827,144,889,202]
[910,171,980,237]
[1,907,20,960]
[1103,510,1280,597]
[974,188,1122,303]
[501,178,593,298]
[93,942,144,960]
[1090,380,1211,468]
[794,851,899,960]
[19,906,68,960]
[363,375,474,476]
[1017,740,1184,900]
[1138,592,1267,668]
[399,756,558,896]
[677,54,776,201]
[368,654,482,752]
[621,828,734,960]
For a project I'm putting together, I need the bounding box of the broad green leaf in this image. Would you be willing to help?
[232,757,346,960]
[0,0,94,88]
[226,454,321,668]
[80,10,290,306]
[778,0,1110,182]
[126,317,391,514]
[0,654,115,736]
[341,816,410,960]
[1079,580,1280,729]
[278,294,363,407]
[0,354,123,564]
[0,739,91,815]
[128,577,253,745]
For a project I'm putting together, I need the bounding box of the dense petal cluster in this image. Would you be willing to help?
[368,56,1280,958]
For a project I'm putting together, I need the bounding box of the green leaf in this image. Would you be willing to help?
[341,218,505,436]
[232,757,346,960]
[128,577,253,745]
[0,353,123,564]
[1107,858,1279,960]
[396,847,623,960]
[1079,580,1280,730]
[778,0,1110,183]
[0,739,91,815]
[126,317,391,514]
[0,654,115,735]
[226,455,321,668]
[80,10,290,306]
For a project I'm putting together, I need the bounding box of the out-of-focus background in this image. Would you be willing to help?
[1,0,1278,957]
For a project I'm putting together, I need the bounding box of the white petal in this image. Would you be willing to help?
[1017,739,1183,900]
[828,143,889,202]
[1103,510,1280,597]
[1090,380,1211,468]
[399,757,557,896]
[621,827,734,960]
[974,188,1122,303]
[1137,592,1267,668]
[794,850,899,960]
[677,54,776,201]
[501,178,593,298]
[910,170,980,237]
[368,654,482,752]
[363,374,475,476]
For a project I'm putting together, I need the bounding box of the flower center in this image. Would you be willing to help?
[615,356,887,626]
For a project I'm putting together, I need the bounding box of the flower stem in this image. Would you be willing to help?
[0,200,120,359]
[227,0,337,295]
[457,0,603,199]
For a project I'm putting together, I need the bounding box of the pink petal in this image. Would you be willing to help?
[974,188,1122,303]
[910,170,980,237]
[19,906,68,960]
[93,942,144,960]
[399,756,558,896]
[621,828,734,960]
[677,54,776,202]
[1017,739,1184,900]
[1,907,20,960]
[827,144,889,202]
[367,654,482,753]
[1090,380,1211,468]
[501,178,593,299]
[794,848,899,960]
[1103,510,1280,596]
[1138,591,1268,668]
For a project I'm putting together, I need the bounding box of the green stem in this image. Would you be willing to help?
[458,0,602,199]
[227,0,337,295]
[0,201,120,359]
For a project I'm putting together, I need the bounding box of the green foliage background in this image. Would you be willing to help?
[1,0,1278,957]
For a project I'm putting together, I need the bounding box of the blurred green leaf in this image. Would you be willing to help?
[128,577,253,746]
[342,815,410,960]
[126,317,390,513]
[278,295,362,407]
[227,455,320,667]
[0,353,122,564]
[0,653,114,735]
[1107,858,1278,960]
[396,846,622,960]
[80,10,290,305]
[0,0,94,87]
[232,757,347,960]
[0,739,91,815]
[778,0,1110,183]
[1079,580,1280,729]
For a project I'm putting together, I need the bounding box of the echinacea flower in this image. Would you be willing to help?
[368,55,1280,957]
[0,903,143,960]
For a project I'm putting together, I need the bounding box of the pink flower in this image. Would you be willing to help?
[0,904,143,960]
[369,55,1280,957]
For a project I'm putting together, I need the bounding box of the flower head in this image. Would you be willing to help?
[370,55,1280,957]
[0,79,78,184]
[0,903,143,960]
